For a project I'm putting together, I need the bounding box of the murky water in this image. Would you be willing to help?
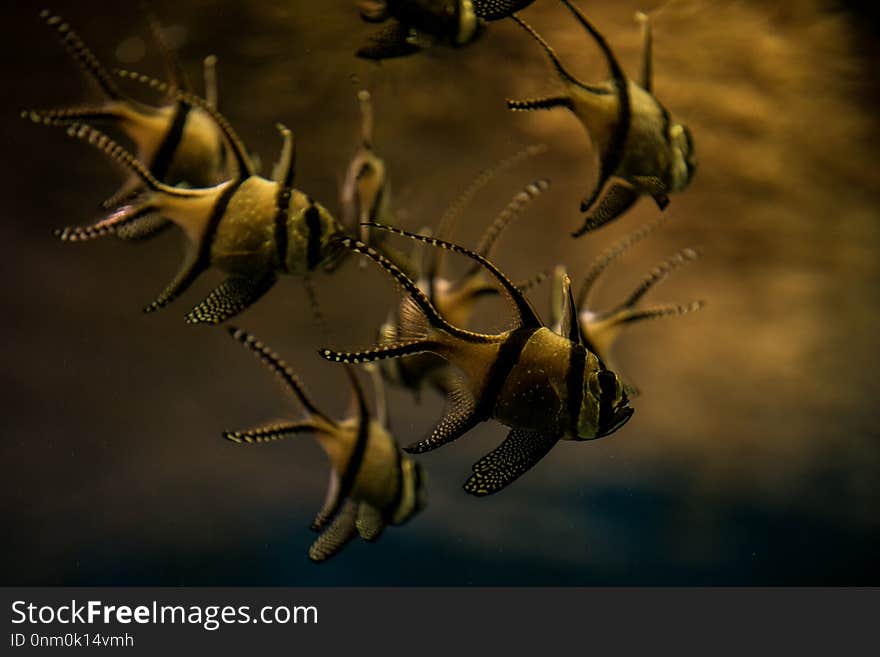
[2,0,878,584]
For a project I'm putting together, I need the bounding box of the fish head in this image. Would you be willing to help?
[577,365,634,440]
[668,121,697,192]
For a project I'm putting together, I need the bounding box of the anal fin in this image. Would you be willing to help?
[309,501,358,563]
[631,176,669,209]
[463,428,559,496]
[184,273,277,325]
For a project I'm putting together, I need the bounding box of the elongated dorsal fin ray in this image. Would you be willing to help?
[612,247,701,313]
[575,215,668,310]
[558,272,583,344]
[203,55,219,108]
[365,224,543,329]
[635,11,653,92]
[139,0,190,93]
[116,69,255,178]
[223,421,317,445]
[462,178,550,279]
[20,106,123,125]
[357,89,374,148]
[330,236,498,343]
[429,144,547,280]
[227,328,335,426]
[272,123,295,188]
[39,10,124,101]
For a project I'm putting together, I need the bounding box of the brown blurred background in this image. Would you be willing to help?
[1,0,878,584]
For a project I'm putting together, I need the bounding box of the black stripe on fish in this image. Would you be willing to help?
[337,398,371,506]
[149,101,192,181]
[566,342,587,435]
[387,445,405,521]
[274,186,292,273]
[199,179,243,270]
[305,203,323,271]
[479,326,537,418]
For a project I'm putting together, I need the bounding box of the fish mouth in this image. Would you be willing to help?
[596,401,634,438]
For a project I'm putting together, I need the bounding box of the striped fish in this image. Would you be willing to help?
[224,328,426,563]
[508,1,697,236]
[378,174,551,399]
[355,1,536,60]
[550,216,705,395]
[32,10,230,241]
[320,225,634,497]
[25,71,343,325]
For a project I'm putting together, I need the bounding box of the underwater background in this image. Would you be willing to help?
[2,0,878,585]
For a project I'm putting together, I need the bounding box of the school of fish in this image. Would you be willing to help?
[23,1,703,562]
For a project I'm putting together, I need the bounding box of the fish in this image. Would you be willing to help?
[508,1,696,236]
[32,9,230,241]
[224,328,426,563]
[24,70,344,325]
[378,175,550,399]
[355,0,537,60]
[550,216,705,394]
[319,225,634,496]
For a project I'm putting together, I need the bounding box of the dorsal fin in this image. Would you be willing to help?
[428,144,547,281]
[39,10,125,101]
[116,69,255,178]
[227,327,336,427]
[364,224,543,329]
[635,11,652,92]
[557,272,583,344]
[271,123,295,187]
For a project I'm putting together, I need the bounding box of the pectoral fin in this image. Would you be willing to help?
[309,501,358,563]
[184,273,276,325]
[573,182,639,237]
[463,428,559,496]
